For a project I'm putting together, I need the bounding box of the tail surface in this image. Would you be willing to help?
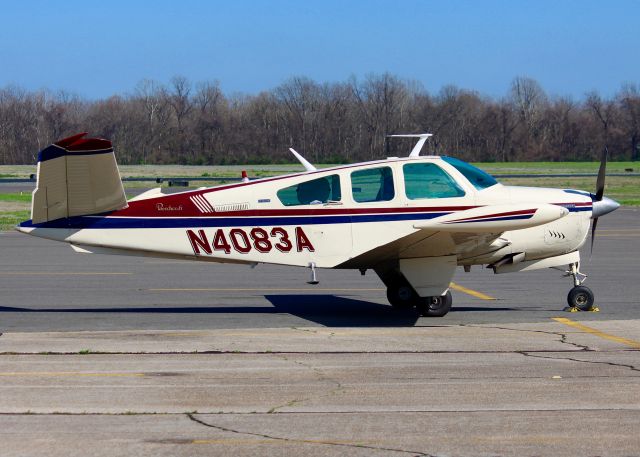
[30,133,127,224]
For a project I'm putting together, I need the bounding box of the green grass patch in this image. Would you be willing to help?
[0,210,29,231]
[0,192,32,202]
[499,175,640,206]
[475,161,638,175]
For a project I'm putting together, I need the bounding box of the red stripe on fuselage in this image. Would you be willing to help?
[112,197,592,220]
[112,202,479,219]
[444,208,537,223]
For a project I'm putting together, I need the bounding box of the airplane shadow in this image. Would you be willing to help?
[0,295,520,328]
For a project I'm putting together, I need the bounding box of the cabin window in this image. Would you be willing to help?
[442,156,498,190]
[351,167,395,202]
[277,175,341,206]
[403,163,465,199]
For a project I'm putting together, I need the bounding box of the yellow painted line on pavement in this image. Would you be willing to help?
[598,229,640,232]
[151,283,497,300]
[552,317,640,349]
[597,234,640,237]
[192,438,376,446]
[149,287,384,292]
[192,439,279,445]
[0,272,131,276]
[597,229,640,237]
[0,372,145,377]
[450,282,496,300]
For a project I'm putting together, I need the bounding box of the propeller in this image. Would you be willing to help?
[590,146,620,256]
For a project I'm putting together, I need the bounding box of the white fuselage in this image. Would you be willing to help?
[18,156,592,270]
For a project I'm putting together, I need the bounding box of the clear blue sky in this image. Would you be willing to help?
[0,0,637,100]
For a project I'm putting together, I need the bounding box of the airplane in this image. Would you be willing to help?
[17,132,620,317]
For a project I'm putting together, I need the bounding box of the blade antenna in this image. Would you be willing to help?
[387,133,433,157]
[289,148,317,172]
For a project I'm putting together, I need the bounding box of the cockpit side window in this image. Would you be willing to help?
[351,166,395,203]
[403,163,465,199]
[277,175,341,206]
[442,156,498,190]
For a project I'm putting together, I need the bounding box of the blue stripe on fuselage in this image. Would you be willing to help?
[19,205,591,230]
[20,211,450,229]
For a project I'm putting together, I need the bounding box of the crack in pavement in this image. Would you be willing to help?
[267,354,345,414]
[466,324,593,351]
[187,412,436,456]
[518,352,640,373]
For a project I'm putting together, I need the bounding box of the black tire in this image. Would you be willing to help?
[417,290,453,317]
[386,282,418,310]
[567,286,594,311]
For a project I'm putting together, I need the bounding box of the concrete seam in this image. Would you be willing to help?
[517,351,640,373]
[186,412,437,456]
[465,324,593,351]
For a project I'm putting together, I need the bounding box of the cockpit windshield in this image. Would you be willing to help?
[442,156,498,190]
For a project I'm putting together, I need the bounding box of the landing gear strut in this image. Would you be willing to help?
[565,262,596,312]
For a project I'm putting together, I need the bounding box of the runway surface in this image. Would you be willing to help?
[1,208,639,331]
[1,208,639,456]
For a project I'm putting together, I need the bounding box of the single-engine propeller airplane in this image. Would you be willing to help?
[17,132,620,317]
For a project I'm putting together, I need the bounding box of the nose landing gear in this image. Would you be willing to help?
[565,262,598,312]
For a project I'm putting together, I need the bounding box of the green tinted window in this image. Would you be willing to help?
[442,156,498,190]
[351,167,395,202]
[403,163,465,199]
[277,175,341,206]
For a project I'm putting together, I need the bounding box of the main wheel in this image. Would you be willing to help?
[567,286,594,311]
[386,282,418,310]
[417,290,453,317]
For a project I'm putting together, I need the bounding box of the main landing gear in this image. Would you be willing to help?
[386,277,452,317]
[565,262,597,312]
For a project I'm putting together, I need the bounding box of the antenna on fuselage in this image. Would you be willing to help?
[289,148,317,172]
[387,133,433,157]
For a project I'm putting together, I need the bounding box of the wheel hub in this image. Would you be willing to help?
[397,286,413,301]
[428,297,443,310]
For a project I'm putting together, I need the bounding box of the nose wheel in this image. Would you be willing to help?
[567,285,595,311]
[565,262,598,312]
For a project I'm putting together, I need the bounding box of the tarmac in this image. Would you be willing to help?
[0,207,639,456]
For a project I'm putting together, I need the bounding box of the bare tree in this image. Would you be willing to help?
[0,75,636,165]
[618,83,640,160]
[586,91,617,151]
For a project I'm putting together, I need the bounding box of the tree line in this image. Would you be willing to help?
[0,74,638,165]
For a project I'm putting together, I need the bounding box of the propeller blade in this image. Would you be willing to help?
[595,146,607,201]
[590,217,599,257]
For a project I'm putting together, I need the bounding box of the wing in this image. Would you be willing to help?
[340,203,569,298]
[339,203,569,269]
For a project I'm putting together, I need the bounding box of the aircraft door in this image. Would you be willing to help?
[305,174,352,263]
[276,173,352,266]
